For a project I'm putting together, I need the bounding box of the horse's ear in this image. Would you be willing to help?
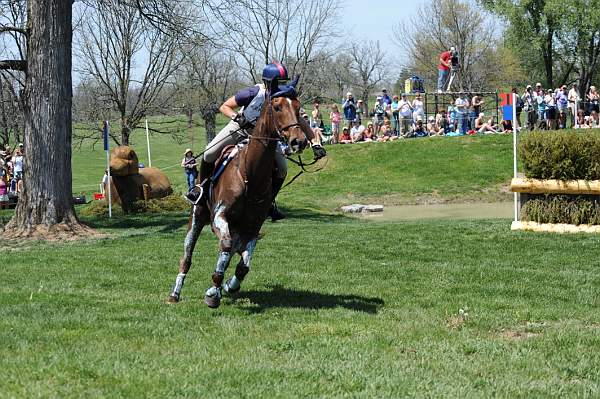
[290,75,300,88]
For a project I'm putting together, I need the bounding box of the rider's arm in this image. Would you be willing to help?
[219,96,239,120]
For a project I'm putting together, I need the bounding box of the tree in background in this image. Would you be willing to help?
[481,0,600,93]
[395,0,522,92]
[480,0,563,88]
[348,41,387,114]
[75,0,183,145]
[205,0,340,94]
[175,41,239,143]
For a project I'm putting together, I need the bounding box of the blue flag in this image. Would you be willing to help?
[103,121,109,151]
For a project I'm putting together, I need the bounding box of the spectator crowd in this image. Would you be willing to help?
[305,84,600,145]
[0,143,24,209]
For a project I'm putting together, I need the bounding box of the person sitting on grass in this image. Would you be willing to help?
[427,116,444,136]
[378,118,398,142]
[579,114,591,129]
[475,113,497,134]
[412,118,428,137]
[363,125,377,142]
[339,127,353,144]
[350,124,365,142]
[437,110,451,134]
[501,118,513,133]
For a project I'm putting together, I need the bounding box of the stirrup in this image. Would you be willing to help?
[185,184,204,205]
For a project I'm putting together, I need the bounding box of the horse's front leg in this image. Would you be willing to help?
[166,206,207,304]
[204,203,233,308]
[224,238,257,295]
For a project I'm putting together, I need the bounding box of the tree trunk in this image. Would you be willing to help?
[203,107,217,143]
[187,108,193,129]
[3,0,95,240]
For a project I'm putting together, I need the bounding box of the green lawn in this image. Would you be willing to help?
[1,214,599,397]
[2,128,599,397]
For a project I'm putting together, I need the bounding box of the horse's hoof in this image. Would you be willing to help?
[204,295,221,308]
[223,278,240,295]
[204,286,222,308]
[166,294,179,304]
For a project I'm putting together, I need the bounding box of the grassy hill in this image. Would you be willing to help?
[71,115,515,212]
[4,123,600,397]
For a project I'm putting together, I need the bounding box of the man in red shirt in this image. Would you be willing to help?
[437,47,454,92]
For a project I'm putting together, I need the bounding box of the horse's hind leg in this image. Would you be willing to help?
[167,206,207,303]
[224,238,257,295]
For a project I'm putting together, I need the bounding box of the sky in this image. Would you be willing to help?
[338,0,429,55]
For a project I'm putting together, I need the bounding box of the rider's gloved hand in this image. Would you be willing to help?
[312,144,326,160]
[233,113,252,129]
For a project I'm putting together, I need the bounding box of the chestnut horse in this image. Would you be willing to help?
[167,81,308,308]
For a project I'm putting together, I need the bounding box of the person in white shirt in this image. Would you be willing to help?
[398,94,413,137]
[568,83,580,128]
[411,93,425,123]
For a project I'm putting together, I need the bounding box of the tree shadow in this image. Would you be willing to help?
[82,212,189,233]
[232,284,384,314]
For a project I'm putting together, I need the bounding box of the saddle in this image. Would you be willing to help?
[212,143,244,183]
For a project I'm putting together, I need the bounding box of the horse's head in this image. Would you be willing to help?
[269,76,308,153]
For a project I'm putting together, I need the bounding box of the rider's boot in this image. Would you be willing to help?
[186,159,214,204]
[268,176,286,222]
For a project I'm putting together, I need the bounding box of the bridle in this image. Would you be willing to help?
[249,95,303,145]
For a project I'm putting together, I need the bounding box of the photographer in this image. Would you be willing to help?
[437,46,456,93]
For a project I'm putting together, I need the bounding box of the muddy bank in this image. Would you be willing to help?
[358,202,513,221]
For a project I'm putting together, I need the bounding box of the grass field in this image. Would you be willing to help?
[1,127,600,397]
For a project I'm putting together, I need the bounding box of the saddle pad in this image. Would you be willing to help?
[212,145,240,183]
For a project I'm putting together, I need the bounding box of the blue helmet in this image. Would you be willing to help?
[262,62,288,86]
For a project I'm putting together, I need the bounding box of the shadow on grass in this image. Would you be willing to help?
[235,284,384,314]
[81,211,189,233]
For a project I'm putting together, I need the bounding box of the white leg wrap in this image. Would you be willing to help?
[172,273,186,296]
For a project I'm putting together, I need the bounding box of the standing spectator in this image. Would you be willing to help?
[587,86,599,115]
[381,88,392,106]
[181,149,198,191]
[535,82,543,97]
[0,170,7,209]
[355,99,364,126]
[311,102,323,129]
[372,96,385,135]
[100,169,109,195]
[556,86,569,129]
[390,95,400,134]
[545,89,557,130]
[522,85,536,131]
[454,93,469,135]
[412,93,425,123]
[330,104,341,144]
[342,92,357,129]
[536,89,547,130]
[12,148,23,181]
[398,94,413,137]
[437,47,453,92]
[568,83,580,127]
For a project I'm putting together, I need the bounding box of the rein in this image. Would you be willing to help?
[281,154,328,190]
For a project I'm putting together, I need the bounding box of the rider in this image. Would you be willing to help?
[188,62,326,221]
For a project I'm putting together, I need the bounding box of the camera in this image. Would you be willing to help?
[451,50,459,70]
